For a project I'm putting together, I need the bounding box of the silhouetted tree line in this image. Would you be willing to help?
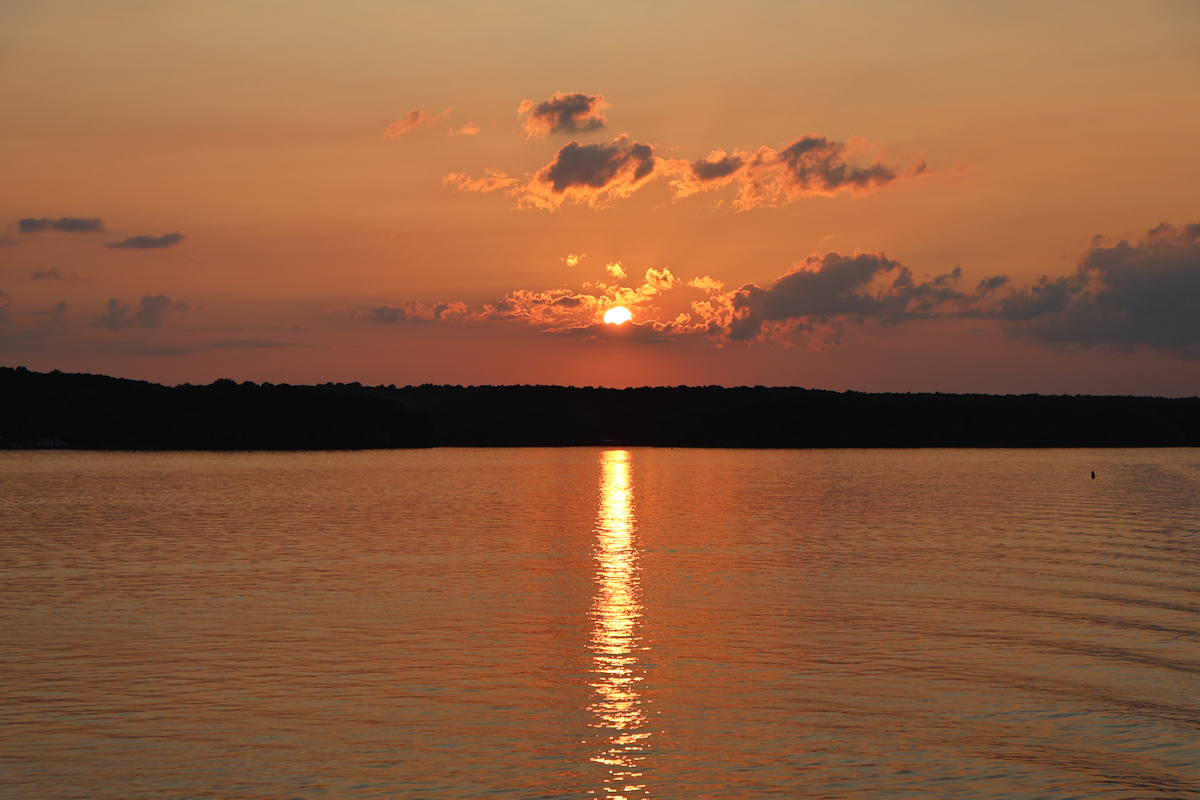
[3,366,1199,449]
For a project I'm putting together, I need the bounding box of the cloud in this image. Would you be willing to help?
[107,232,185,250]
[385,108,451,138]
[366,301,468,323]
[449,122,480,136]
[606,262,627,280]
[17,217,104,234]
[998,222,1200,358]
[518,92,610,138]
[692,251,972,347]
[28,301,68,325]
[458,129,924,211]
[666,151,746,198]
[564,253,585,267]
[31,267,65,281]
[0,236,20,246]
[443,170,518,194]
[665,136,926,209]
[0,290,10,323]
[522,136,657,209]
[94,294,189,331]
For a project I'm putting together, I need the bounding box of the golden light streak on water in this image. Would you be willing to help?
[589,449,651,799]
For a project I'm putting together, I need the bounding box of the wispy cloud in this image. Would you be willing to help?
[107,232,185,250]
[518,92,610,138]
[443,170,518,194]
[385,108,451,138]
[449,122,480,136]
[31,267,66,281]
[17,217,104,234]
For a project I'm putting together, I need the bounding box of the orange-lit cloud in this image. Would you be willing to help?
[518,92,610,138]
[522,136,657,209]
[565,253,585,267]
[452,123,925,211]
[443,170,518,194]
[449,122,480,136]
[384,108,451,138]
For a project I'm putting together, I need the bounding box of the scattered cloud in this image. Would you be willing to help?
[385,108,451,138]
[605,262,627,280]
[17,217,104,234]
[454,127,924,211]
[28,301,68,325]
[564,253,585,267]
[443,170,518,194]
[0,236,20,247]
[31,267,65,281]
[692,252,971,347]
[518,92,610,138]
[107,232,185,250]
[365,301,469,323]
[449,122,480,136]
[665,136,926,209]
[94,294,190,331]
[522,135,657,209]
[998,222,1200,358]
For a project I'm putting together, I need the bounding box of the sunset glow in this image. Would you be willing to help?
[603,307,632,326]
[2,4,1199,394]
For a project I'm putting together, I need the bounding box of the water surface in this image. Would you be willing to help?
[2,448,1198,798]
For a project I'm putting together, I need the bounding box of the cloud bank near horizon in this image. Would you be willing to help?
[358,221,1200,360]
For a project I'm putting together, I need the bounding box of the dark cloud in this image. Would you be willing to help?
[367,301,468,323]
[691,153,745,182]
[0,236,19,247]
[776,136,899,193]
[17,217,104,234]
[94,294,189,331]
[696,252,971,346]
[28,301,68,326]
[518,92,610,138]
[107,232,185,250]
[525,136,657,208]
[31,267,65,281]
[1000,222,1200,358]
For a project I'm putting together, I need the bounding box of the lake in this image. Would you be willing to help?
[2,448,1198,799]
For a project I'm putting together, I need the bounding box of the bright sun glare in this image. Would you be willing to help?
[603,306,632,325]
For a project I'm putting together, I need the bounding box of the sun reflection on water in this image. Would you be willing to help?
[589,449,650,799]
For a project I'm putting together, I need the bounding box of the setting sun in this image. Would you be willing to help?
[603,306,633,325]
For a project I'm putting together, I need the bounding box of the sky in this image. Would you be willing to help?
[2,0,1200,394]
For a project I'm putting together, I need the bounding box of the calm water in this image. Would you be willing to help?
[1,448,1199,799]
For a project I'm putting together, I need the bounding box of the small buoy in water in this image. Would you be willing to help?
[1091,471,1096,480]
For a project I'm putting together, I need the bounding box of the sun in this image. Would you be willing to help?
[603,306,632,325]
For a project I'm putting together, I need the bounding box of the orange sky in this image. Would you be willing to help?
[3,1,1199,393]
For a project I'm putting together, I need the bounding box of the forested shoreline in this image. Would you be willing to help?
[3,366,1199,450]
